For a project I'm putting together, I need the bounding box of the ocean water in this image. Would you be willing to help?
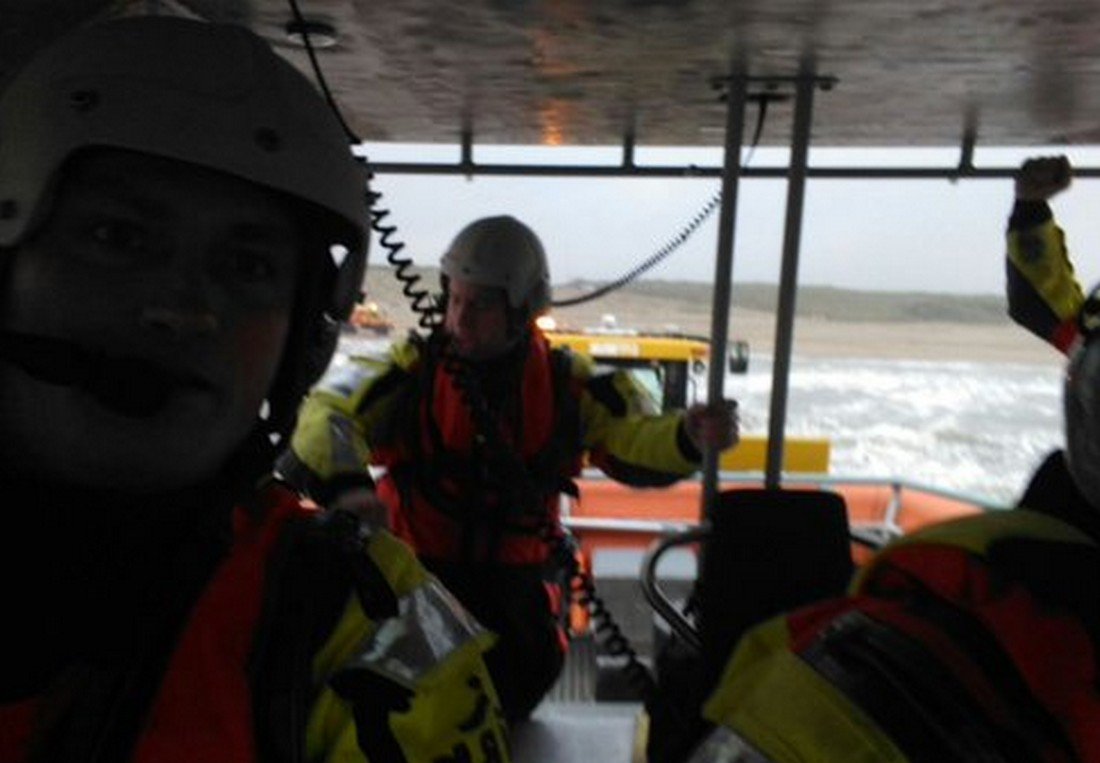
[336,335,1063,507]
[725,356,1064,506]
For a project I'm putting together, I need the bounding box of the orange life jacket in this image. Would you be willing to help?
[0,485,316,763]
[375,334,582,565]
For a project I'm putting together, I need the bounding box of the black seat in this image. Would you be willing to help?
[647,487,854,763]
[697,487,854,676]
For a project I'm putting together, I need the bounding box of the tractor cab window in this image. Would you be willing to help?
[594,361,664,415]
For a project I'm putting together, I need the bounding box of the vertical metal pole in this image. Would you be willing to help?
[765,71,815,489]
[461,128,474,180]
[622,129,636,169]
[702,70,747,521]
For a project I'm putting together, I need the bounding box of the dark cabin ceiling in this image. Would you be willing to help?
[3,0,1100,149]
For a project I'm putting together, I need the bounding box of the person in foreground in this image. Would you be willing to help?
[281,214,741,722]
[677,156,1100,762]
[0,15,507,763]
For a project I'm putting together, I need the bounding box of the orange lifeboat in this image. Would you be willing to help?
[563,474,989,578]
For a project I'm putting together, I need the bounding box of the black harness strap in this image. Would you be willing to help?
[387,340,582,563]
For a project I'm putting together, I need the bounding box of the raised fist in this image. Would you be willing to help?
[1015,155,1072,202]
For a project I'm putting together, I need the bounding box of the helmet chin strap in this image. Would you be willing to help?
[0,329,178,418]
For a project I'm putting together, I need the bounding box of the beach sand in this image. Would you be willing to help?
[732,310,1063,365]
[365,270,1063,367]
[549,303,1064,367]
[381,305,1062,366]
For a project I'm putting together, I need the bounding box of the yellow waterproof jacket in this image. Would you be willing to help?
[1006,203,1085,353]
[689,509,1100,762]
[2,485,507,763]
[283,333,701,564]
[289,335,699,490]
[305,527,509,763]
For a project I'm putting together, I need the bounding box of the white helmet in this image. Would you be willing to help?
[0,14,367,316]
[0,15,369,435]
[440,215,551,317]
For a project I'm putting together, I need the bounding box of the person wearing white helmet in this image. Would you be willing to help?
[438,215,552,360]
[0,14,508,763]
[282,214,741,722]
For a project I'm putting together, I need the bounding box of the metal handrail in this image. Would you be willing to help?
[368,160,1100,181]
[564,472,1009,658]
[563,471,1006,555]
[570,467,1009,512]
[639,524,709,655]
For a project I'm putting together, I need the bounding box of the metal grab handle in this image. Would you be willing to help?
[640,524,710,655]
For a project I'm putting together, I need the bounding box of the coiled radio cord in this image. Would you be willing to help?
[556,531,659,706]
[439,338,660,707]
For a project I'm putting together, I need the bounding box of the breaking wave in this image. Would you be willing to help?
[727,356,1063,505]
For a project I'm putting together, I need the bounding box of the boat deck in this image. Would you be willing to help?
[512,702,646,763]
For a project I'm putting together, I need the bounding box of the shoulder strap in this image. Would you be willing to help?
[538,347,583,496]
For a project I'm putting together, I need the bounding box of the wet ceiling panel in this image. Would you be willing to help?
[3,0,1100,148]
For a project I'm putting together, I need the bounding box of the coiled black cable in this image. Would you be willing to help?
[287,0,440,333]
[551,95,771,309]
[372,202,442,331]
[434,334,545,512]
[550,192,722,308]
[433,333,501,442]
[440,336,659,704]
[563,540,659,706]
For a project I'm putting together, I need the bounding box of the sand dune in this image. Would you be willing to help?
[363,269,1063,366]
[551,304,1061,365]
[730,309,1061,365]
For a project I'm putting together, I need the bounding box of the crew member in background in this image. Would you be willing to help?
[0,15,506,762]
[677,157,1100,762]
[1006,155,1100,531]
[1006,154,1086,353]
[280,214,740,722]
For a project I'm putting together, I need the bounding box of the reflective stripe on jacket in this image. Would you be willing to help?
[1006,203,1085,353]
[307,530,509,763]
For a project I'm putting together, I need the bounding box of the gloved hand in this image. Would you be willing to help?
[683,399,739,453]
[1016,155,1071,201]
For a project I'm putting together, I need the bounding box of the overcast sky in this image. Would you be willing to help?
[359,143,1100,296]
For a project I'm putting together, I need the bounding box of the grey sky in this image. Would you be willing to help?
[360,143,1100,296]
